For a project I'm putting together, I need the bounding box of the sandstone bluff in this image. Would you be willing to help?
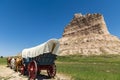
[59,13,120,55]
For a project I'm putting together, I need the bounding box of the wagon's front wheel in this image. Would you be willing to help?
[47,64,56,78]
[28,60,37,80]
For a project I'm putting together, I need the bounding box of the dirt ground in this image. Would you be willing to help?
[0,65,71,80]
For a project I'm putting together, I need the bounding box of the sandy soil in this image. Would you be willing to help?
[0,65,72,80]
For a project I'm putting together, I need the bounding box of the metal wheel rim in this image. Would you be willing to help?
[28,60,37,79]
[47,64,56,78]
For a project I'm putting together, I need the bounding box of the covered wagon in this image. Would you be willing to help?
[21,39,59,79]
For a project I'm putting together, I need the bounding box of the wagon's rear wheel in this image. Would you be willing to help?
[28,60,37,80]
[47,64,56,78]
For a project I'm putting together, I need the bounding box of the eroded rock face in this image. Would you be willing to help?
[59,13,120,55]
[63,13,109,37]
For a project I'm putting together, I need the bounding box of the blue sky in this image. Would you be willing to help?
[0,0,120,56]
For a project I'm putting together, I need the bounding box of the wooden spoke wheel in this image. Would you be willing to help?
[47,64,56,78]
[28,60,37,80]
[20,64,25,75]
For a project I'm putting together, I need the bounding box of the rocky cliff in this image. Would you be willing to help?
[59,13,120,55]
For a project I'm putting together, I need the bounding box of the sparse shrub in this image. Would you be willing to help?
[0,56,3,58]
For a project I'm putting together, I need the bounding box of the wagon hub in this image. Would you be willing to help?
[30,67,34,71]
[21,67,24,70]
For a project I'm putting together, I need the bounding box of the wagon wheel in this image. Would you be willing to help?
[47,64,56,78]
[28,60,37,80]
[20,64,25,75]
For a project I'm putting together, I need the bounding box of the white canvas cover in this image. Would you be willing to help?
[22,39,59,58]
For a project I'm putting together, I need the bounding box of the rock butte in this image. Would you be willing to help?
[59,13,120,55]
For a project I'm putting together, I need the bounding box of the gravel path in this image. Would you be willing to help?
[0,65,72,80]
